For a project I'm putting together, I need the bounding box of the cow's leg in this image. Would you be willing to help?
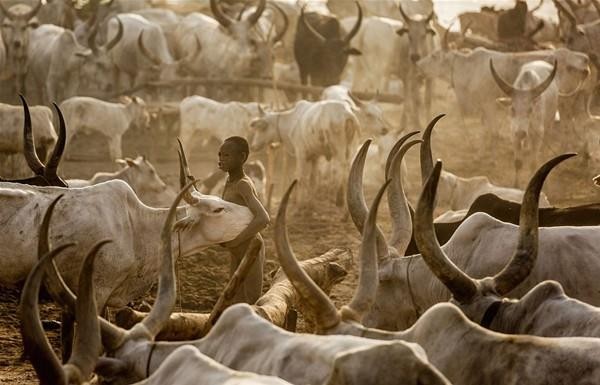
[107,135,123,161]
[401,76,409,130]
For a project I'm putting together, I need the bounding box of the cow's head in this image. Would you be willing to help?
[349,91,390,135]
[414,154,575,327]
[116,155,176,207]
[121,95,150,130]
[299,2,362,86]
[249,105,282,151]
[136,30,201,84]
[554,0,597,53]
[490,59,557,158]
[210,0,273,77]
[0,1,41,68]
[396,5,435,64]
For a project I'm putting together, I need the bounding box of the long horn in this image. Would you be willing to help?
[489,59,517,97]
[346,140,390,260]
[176,138,199,205]
[554,0,578,26]
[275,181,341,330]
[0,1,16,20]
[388,140,422,255]
[414,161,478,302]
[384,131,420,179]
[87,19,99,53]
[104,16,124,52]
[343,1,363,44]
[141,178,202,338]
[528,60,558,100]
[246,0,266,26]
[342,179,391,322]
[493,153,576,295]
[65,240,111,384]
[300,5,326,43]
[19,244,76,385]
[587,86,600,121]
[269,2,289,44]
[137,31,162,65]
[210,0,234,28]
[592,0,600,15]
[530,0,544,13]
[420,114,445,186]
[20,95,45,176]
[442,19,456,51]
[23,0,42,21]
[398,3,415,23]
[45,103,67,177]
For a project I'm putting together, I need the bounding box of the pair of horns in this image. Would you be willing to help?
[211,0,266,28]
[300,1,362,45]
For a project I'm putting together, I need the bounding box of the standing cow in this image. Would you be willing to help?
[249,100,359,206]
[59,96,149,161]
[293,2,362,87]
[490,59,558,187]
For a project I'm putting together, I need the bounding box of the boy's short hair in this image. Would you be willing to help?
[224,136,250,156]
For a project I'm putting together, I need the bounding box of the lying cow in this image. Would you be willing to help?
[59,95,150,160]
[67,155,175,207]
[249,100,360,206]
[179,95,263,155]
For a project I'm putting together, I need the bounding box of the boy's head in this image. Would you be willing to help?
[218,136,249,172]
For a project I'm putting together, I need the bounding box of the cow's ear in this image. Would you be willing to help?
[115,159,127,167]
[75,49,92,58]
[28,20,39,29]
[396,27,408,36]
[496,97,512,107]
[125,157,137,167]
[577,27,586,36]
[345,47,362,56]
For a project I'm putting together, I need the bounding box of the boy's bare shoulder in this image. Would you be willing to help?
[235,176,258,195]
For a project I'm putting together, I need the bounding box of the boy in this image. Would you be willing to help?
[218,136,270,304]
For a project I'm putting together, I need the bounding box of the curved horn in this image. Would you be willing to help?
[275,181,341,330]
[342,179,391,322]
[343,1,363,44]
[493,153,576,295]
[66,240,111,383]
[557,65,589,97]
[137,31,162,65]
[45,103,67,177]
[176,138,199,205]
[23,0,42,21]
[398,4,415,23]
[300,5,326,44]
[555,0,578,26]
[388,140,422,255]
[246,0,266,26]
[141,178,202,338]
[414,161,478,302]
[19,244,77,385]
[0,2,17,20]
[489,59,517,97]
[87,20,99,53]
[347,140,390,260]
[104,16,124,52]
[442,19,457,50]
[592,0,600,15]
[236,1,249,21]
[420,114,445,186]
[210,0,234,28]
[269,2,289,44]
[384,131,420,179]
[528,60,558,99]
[19,95,45,176]
[530,0,544,13]
[587,86,600,121]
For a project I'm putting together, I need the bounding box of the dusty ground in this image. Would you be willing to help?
[1,85,598,384]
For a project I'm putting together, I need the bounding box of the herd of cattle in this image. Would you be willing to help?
[3,0,600,383]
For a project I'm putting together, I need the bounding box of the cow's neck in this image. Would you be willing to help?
[130,205,186,263]
[271,111,295,150]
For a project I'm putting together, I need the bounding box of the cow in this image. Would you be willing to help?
[179,95,263,155]
[346,139,600,331]
[26,18,123,105]
[249,100,360,206]
[38,190,449,385]
[67,156,176,207]
[556,0,600,29]
[107,13,200,100]
[59,95,150,161]
[416,47,589,154]
[0,96,66,187]
[321,85,390,137]
[555,0,600,66]
[171,0,271,81]
[490,59,558,187]
[0,1,41,96]
[293,2,362,87]
[272,169,600,385]
[415,154,600,340]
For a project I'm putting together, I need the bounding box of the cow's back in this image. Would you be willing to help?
[0,103,55,153]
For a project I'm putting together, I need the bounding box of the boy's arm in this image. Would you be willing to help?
[221,179,270,248]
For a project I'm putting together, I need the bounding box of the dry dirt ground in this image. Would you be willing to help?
[1,85,599,384]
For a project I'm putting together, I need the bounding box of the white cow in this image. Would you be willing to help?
[59,95,150,160]
[249,100,360,206]
[67,156,176,207]
[490,59,558,187]
[179,95,263,154]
